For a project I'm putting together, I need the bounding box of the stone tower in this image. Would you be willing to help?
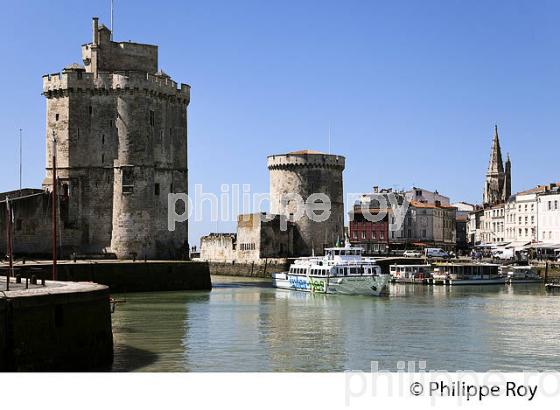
[483,125,511,207]
[267,150,345,256]
[42,18,190,259]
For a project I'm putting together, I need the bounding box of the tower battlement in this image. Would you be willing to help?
[267,151,345,170]
[43,70,190,102]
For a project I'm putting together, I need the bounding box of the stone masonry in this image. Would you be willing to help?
[38,17,190,259]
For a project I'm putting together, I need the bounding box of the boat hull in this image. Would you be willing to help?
[272,273,390,296]
[433,277,507,285]
[508,279,543,284]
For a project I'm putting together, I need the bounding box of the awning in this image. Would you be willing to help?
[529,243,560,250]
[505,241,531,250]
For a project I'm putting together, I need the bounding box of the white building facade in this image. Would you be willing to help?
[537,188,560,244]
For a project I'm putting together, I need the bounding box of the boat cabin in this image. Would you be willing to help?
[390,264,432,280]
[434,263,500,279]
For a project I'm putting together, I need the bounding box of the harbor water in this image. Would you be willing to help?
[111,275,560,372]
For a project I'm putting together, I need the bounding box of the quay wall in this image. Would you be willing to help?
[1,261,212,293]
[0,281,113,371]
[208,259,290,278]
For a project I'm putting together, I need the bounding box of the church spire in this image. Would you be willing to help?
[487,124,504,175]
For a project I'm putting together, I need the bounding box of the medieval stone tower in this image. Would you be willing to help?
[267,150,345,256]
[42,18,190,259]
[483,125,511,207]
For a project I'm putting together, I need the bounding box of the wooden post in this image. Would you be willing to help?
[5,197,12,291]
[52,132,58,281]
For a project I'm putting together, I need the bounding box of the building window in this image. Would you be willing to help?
[149,110,155,126]
[89,106,93,115]
[102,134,105,145]
[55,114,59,121]
[16,219,23,231]
[154,183,160,196]
[353,232,357,239]
[101,153,105,164]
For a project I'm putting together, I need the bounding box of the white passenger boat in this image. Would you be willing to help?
[432,263,506,285]
[389,264,433,284]
[272,245,390,296]
[506,266,543,284]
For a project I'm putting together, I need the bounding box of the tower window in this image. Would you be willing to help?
[89,106,93,115]
[102,134,105,145]
[101,154,105,164]
[55,114,59,121]
[154,183,160,196]
[149,110,155,126]
[122,167,134,194]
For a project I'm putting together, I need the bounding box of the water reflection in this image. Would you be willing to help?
[111,278,560,372]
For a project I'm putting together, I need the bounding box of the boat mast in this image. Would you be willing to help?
[52,131,57,281]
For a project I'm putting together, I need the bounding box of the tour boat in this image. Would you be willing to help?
[272,245,390,296]
[506,266,543,284]
[389,264,433,284]
[432,263,506,285]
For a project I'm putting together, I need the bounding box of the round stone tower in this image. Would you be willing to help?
[267,150,345,256]
[110,72,190,259]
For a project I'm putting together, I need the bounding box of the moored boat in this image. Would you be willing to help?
[506,266,543,284]
[432,263,506,285]
[272,245,390,296]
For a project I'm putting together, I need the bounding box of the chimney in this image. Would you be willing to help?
[373,186,379,193]
[92,17,99,45]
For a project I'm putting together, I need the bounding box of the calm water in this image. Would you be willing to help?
[111,276,560,372]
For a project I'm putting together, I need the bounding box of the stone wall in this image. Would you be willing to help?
[0,192,82,257]
[200,234,237,262]
[208,259,290,278]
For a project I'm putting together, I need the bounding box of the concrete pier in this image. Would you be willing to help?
[0,276,113,371]
[0,260,212,292]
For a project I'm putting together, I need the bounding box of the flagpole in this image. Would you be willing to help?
[110,0,114,40]
[19,128,22,192]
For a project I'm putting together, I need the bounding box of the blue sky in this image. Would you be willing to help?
[0,0,559,245]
